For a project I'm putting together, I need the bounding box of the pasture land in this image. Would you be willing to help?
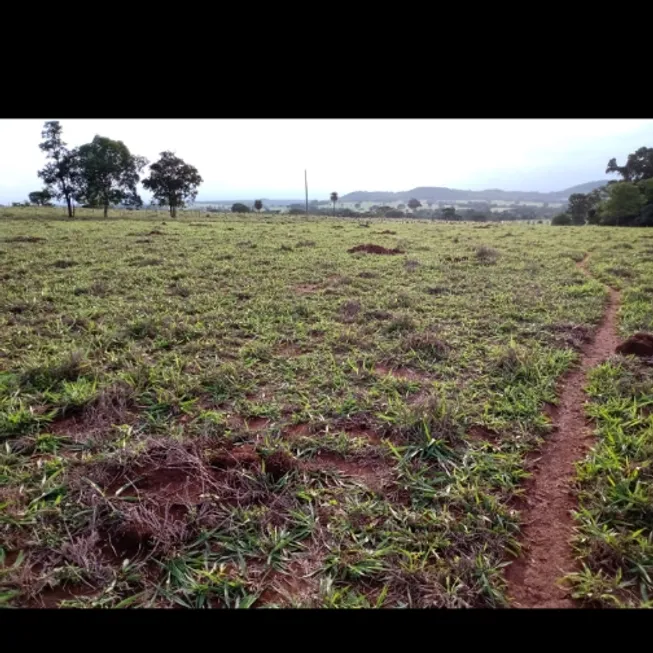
[1,213,652,608]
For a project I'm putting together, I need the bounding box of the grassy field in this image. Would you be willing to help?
[1,211,652,608]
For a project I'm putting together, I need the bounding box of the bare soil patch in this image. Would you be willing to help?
[466,425,499,443]
[374,364,428,382]
[308,452,386,492]
[348,244,404,255]
[616,332,653,357]
[207,444,260,470]
[4,236,46,243]
[264,450,297,481]
[293,283,320,295]
[286,423,311,437]
[245,417,271,431]
[257,558,321,607]
[277,343,303,357]
[32,584,96,608]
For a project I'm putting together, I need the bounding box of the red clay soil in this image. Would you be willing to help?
[374,364,428,382]
[347,244,404,255]
[505,256,621,608]
[207,444,261,470]
[286,423,311,437]
[616,332,653,357]
[308,451,387,493]
[245,417,271,431]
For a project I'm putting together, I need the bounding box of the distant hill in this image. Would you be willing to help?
[339,180,610,204]
[556,181,609,196]
[198,181,610,208]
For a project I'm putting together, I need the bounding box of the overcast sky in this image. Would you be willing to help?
[1,119,651,203]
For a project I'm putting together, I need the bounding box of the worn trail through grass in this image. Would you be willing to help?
[506,255,621,608]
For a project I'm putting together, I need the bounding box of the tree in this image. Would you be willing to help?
[232,203,250,213]
[567,193,590,225]
[636,203,653,227]
[254,199,263,213]
[585,186,609,225]
[551,213,572,225]
[28,189,53,206]
[141,151,202,218]
[330,192,338,216]
[599,182,645,226]
[606,147,653,182]
[75,136,147,218]
[442,207,457,220]
[637,178,653,205]
[407,198,422,213]
[586,209,601,225]
[37,120,79,218]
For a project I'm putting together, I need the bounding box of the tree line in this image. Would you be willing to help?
[552,146,653,227]
[32,121,203,218]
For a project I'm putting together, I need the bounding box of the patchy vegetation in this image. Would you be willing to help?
[569,358,653,607]
[1,213,652,608]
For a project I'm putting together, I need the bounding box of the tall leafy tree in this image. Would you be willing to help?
[330,192,338,216]
[231,203,250,213]
[599,182,645,226]
[254,199,263,213]
[567,193,590,225]
[606,147,653,182]
[37,121,79,217]
[76,136,147,218]
[637,178,653,205]
[585,186,609,224]
[407,198,422,213]
[28,189,53,206]
[141,151,202,218]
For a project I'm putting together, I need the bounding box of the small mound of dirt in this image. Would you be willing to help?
[348,244,404,255]
[4,236,46,243]
[364,309,393,321]
[425,286,448,295]
[339,300,361,322]
[208,445,261,470]
[616,332,653,357]
[466,425,498,443]
[136,467,190,492]
[264,451,296,481]
[52,260,77,269]
[108,524,153,558]
[246,417,271,431]
[379,230,397,235]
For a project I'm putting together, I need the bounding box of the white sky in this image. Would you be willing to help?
[0,119,651,203]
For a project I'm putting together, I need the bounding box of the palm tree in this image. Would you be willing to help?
[330,192,338,216]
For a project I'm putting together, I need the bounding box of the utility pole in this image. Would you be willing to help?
[305,169,309,217]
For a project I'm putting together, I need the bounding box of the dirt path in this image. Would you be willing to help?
[505,255,621,608]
